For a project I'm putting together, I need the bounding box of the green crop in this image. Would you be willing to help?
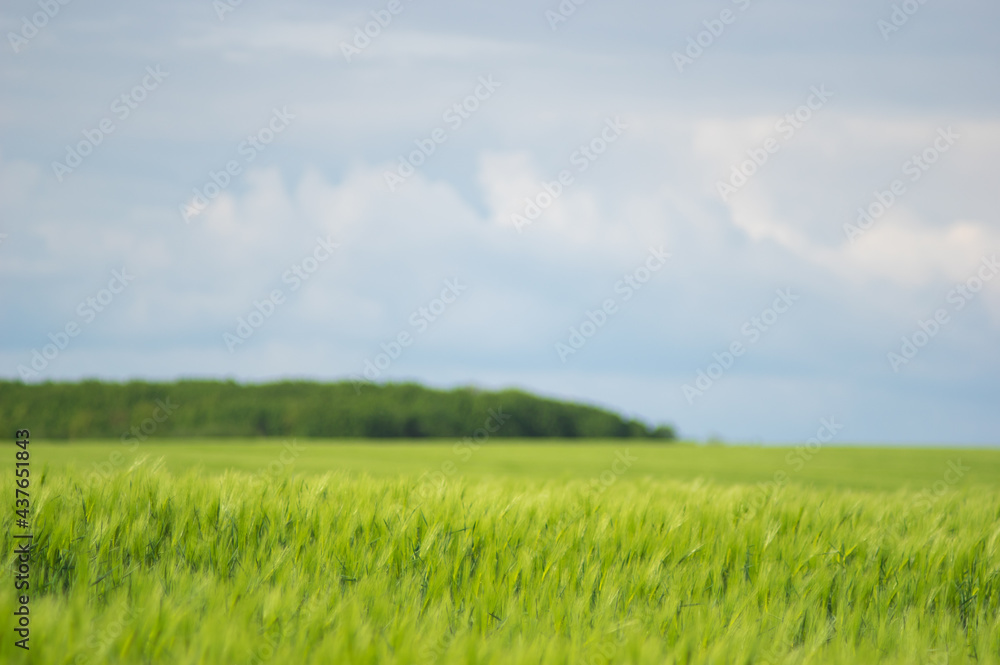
[2,453,998,664]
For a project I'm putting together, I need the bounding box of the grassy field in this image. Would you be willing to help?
[31,439,1000,490]
[2,441,998,664]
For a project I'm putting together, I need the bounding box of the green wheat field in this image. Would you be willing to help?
[3,441,999,664]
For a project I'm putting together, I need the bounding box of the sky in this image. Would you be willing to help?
[1,0,998,445]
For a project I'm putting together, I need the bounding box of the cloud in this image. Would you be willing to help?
[3,1,1000,443]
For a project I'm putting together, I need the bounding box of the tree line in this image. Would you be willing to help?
[0,380,676,441]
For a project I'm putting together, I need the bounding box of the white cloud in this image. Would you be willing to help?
[5,1,1000,443]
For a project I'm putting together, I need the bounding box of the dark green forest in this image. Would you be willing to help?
[0,380,676,440]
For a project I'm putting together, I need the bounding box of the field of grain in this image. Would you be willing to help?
[2,442,998,664]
